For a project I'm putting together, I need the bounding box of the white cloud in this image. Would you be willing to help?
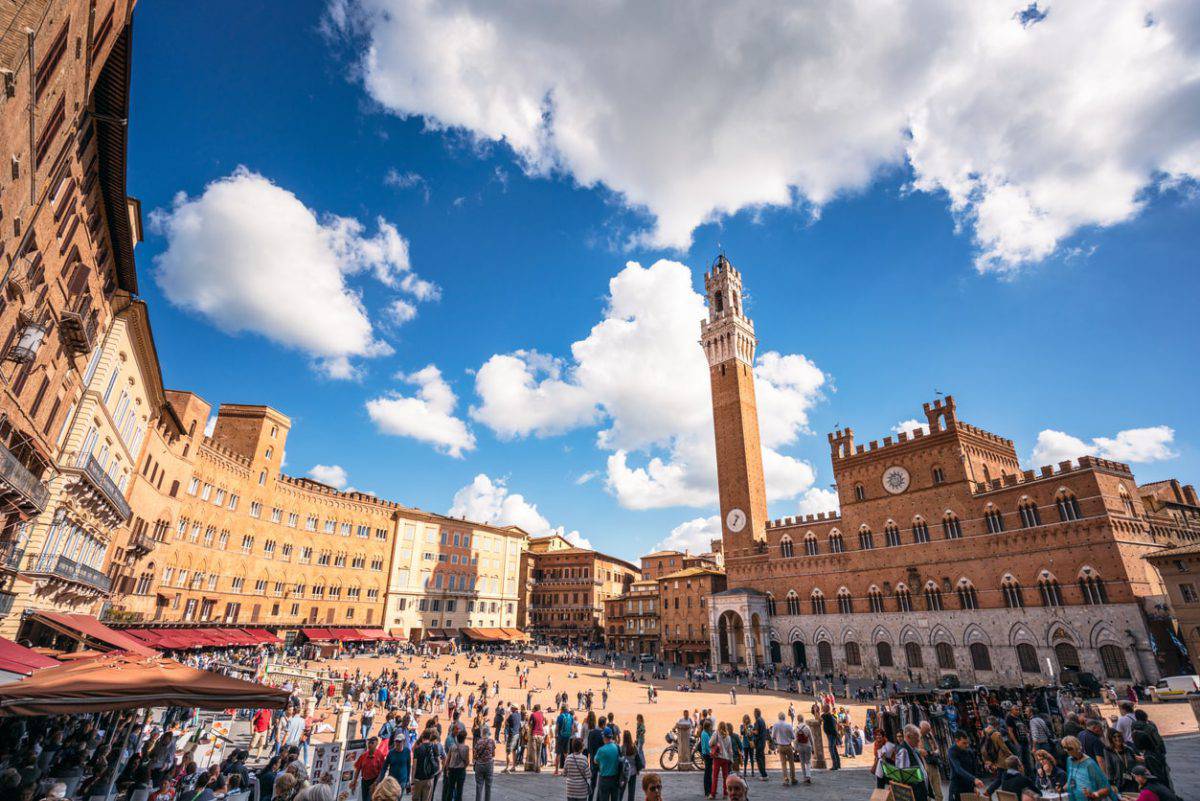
[652,515,720,555]
[384,168,431,202]
[449,473,591,547]
[1031,425,1178,466]
[575,471,599,485]
[472,259,827,510]
[892,419,929,436]
[308,464,349,489]
[366,365,476,457]
[333,1,1200,271]
[203,415,217,438]
[386,298,418,325]
[796,487,840,517]
[151,167,437,378]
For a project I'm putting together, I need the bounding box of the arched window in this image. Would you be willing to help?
[828,531,844,554]
[859,526,874,550]
[1056,491,1082,522]
[804,533,819,556]
[895,585,913,613]
[1002,576,1025,609]
[766,593,777,616]
[884,523,901,547]
[1099,644,1131,679]
[1078,568,1108,605]
[817,641,834,671]
[854,484,865,501]
[258,470,266,486]
[969,642,992,671]
[786,591,801,616]
[984,507,1004,533]
[876,641,894,667]
[932,466,945,484]
[780,536,794,559]
[1038,573,1064,607]
[1019,499,1042,528]
[811,590,827,615]
[868,586,885,613]
[904,641,924,668]
[943,513,963,539]
[912,517,930,543]
[924,582,944,612]
[844,641,862,666]
[935,642,955,670]
[837,588,853,614]
[956,579,979,610]
[1119,485,1137,516]
[1016,643,1039,673]
[1054,642,1081,671]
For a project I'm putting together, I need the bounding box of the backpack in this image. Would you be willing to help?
[620,755,636,785]
[414,744,439,780]
[795,727,810,746]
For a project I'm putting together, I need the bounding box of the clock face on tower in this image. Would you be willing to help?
[726,508,747,533]
[882,465,911,494]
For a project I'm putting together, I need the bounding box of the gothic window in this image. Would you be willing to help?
[780,536,794,559]
[1017,643,1039,673]
[876,641,894,667]
[804,533,819,556]
[1039,576,1064,607]
[932,466,945,484]
[895,585,913,613]
[837,588,853,614]
[1078,568,1108,605]
[1019,500,1042,528]
[854,484,865,501]
[935,642,955,670]
[811,590,827,615]
[943,513,963,540]
[1002,576,1025,609]
[868,587,885,614]
[957,580,979,610]
[969,643,992,671]
[904,642,923,668]
[913,518,930,543]
[985,507,1005,533]
[1056,491,1082,522]
[844,642,862,666]
[786,591,801,616]
[828,532,844,553]
[884,523,901,547]
[766,593,777,616]
[1119,485,1137,517]
[1099,644,1131,679]
[858,526,874,550]
[924,582,944,612]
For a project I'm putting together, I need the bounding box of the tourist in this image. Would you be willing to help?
[385,736,411,793]
[1104,728,1140,793]
[946,731,987,801]
[1131,765,1181,801]
[362,704,377,739]
[555,707,575,775]
[985,755,1040,797]
[372,777,402,801]
[792,717,813,785]
[768,712,795,786]
[1132,729,1171,791]
[352,737,385,801]
[726,774,747,801]
[917,720,941,800]
[594,730,621,801]
[635,714,646,763]
[819,705,840,771]
[411,731,441,801]
[751,709,768,780]
[640,773,662,801]
[472,725,495,801]
[1034,750,1067,792]
[1061,735,1114,801]
[564,739,592,801]
[620,730,644,801]
[442,729,469,801]
[709,722,733,799]
[871,728,895,790]
[251,710,274,759]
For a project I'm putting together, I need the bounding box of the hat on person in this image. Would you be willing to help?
[1131,765,1155,780]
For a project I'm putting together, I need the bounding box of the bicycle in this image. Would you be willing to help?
[658,731,706,770]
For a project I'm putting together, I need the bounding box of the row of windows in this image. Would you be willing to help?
[185,478,389,540]
[777,493,1084,557]
[159,566,380,599]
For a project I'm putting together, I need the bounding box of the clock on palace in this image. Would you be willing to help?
[725,507,747,533]
[882,465,911,494]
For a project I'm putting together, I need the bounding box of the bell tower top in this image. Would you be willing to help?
[701,254,757,367]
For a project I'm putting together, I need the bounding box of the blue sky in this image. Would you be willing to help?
[127,1,1200,560]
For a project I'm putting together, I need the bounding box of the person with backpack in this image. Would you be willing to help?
[793,719,814,785]
[411,731,441,801]
[594,729,621,801]
[619,730,644,801]
[709,722,733,799]
[554,707,575,775]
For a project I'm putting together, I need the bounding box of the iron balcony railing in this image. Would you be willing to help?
[0,438,49,514]
[0,540,25,571]
[127,530,156,554]
[77,455,132,522]
[29,553,112,593]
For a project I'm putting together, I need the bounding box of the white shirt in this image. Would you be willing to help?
[1115,712,1136,744]
[873,741,896,778]
[770,721,795,746]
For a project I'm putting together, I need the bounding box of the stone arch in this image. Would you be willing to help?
[928,624,955,646]
[1089,621,1124,649]
[768,628,781,643]
[787,626,805,644]
[1046,621,1082,648]
[813,625,833,644]
[899,625,922,645]
[871,625,893,645]
[963,623,991,646]
[1008,622,1038,646]
[841,626,860,645]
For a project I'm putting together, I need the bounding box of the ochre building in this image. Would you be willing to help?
[703,255,1186,688]
[526,534,637,643]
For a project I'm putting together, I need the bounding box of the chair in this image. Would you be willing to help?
[996,791,1019,801]
[958,794,989,801]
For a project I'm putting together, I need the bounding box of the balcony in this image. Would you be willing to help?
[127,530,156,555]
[0,540,25,572]
[58,307,98,355]
[0,439,49,516]
[0,591,14,616]
[27,553,111,594]
[66,455,132,523]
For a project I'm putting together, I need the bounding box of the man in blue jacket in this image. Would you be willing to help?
[946,731,987,801]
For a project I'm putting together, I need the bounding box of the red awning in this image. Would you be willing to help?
[122,630,162,646]
[301,628,337,642]
[0,638,59,676]
[354,628,388,641]
[329,627,360,641]
[30,612,155,656]
[217,628,256,646]
[151,630,195,650]
[245,628,280,644]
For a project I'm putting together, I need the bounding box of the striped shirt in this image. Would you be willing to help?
[564,753,591,799]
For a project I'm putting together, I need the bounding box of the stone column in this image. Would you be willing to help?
[676,720,695,771]
[807,717,826,769]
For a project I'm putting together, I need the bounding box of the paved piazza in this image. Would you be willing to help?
[292,652,1200,767]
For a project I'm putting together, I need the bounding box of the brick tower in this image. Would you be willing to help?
[701,255,769,564]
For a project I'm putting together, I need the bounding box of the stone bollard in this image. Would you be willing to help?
[335,702,352,743]
[807,717,826,769]
[676,721,695,771]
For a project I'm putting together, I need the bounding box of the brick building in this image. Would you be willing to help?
[603,579,660,657]
[526,534,637,644]
[703,254,1185,688]
[0,0,138,619]
[659,566,726,666]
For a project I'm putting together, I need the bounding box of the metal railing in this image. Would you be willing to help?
[0,540,25,571]
[29,553,112,593]
[0,592,14,616]
[78,455,132,521]
[0,438,49,513]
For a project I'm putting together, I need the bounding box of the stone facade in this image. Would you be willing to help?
[659,567,725,665]
[705,255,1180,688]
[605,579,661,657]
[526,534,637,643]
